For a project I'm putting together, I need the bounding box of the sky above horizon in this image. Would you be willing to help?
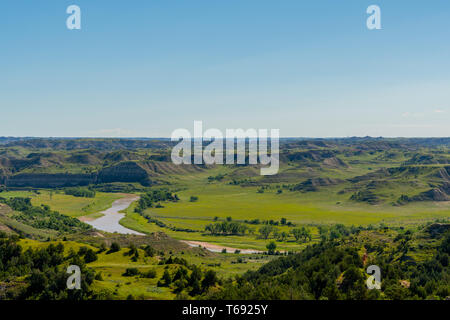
[1,0,450,138]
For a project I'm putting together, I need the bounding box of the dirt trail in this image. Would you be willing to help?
[181,240,262,254]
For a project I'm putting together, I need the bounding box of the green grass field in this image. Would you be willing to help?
[116,166,449,251]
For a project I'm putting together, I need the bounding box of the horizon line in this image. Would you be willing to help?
[1,136,450,140]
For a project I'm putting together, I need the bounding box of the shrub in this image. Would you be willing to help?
[142,269,157,278]
[108,242,121,254]
[266,241,277,255]
[122,268,140,277]
[84,249,98,263]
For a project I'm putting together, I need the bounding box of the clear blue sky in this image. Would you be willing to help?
[1,0,449,137]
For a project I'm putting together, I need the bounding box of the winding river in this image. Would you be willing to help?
[84,194,144,235]
[83,194,262,254]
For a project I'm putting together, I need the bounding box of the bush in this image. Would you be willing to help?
[122,268,140,277]
[266,241,277,255]
[84,249,98,263]
[143,245,155,257]
[95,272,103,281]
[108,242,121,254]
[142,269,157,278]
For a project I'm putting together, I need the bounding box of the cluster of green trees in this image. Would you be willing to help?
[318,224,362,241]
[228,178,253,185]
[0,233,95,300]
[205,221,250,236]
[244,217,294,227]
[64,187,96,198]
[257,225,312,242]
[156,256,219,297]
[77,246,98,263]
[134,189,179,214]
[122,267,156,278]
[370,230,450,299]
[207,240,367,299]
[258,225,275,239]
[0,197,91,233]
[206,226,450,300]
[291,227,312,243]
[207,174,225,182]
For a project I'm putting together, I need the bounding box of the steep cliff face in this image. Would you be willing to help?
[0,161,157,188]
[97,161,150,185]
[5,173,96,188]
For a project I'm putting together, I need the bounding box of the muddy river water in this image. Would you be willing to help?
[85,195,144,235]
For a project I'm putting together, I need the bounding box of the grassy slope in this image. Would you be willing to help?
[17,237,267,300]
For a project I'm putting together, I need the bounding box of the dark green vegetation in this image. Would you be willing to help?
[0,197,91,237]
[0,232,95,300]
[205,221,249,236]
[207,224,450,300]
[64,187,96,198]
[2,222,448,300]
[134,189,179,214]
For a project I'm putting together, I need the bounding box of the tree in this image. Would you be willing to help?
[162,269,172,286]
[143,269,157,278]
[291,227,311,243]
[190,278,201,296]
[108,242,120,254]
[98,242,107,253]
[340,266,367,300]
[276,231,288,242]
[173,267,188,281]
[143,245,155,257]
[266,241,277,255]
[201,270,218,292]
[122,268,140,277]
[84,249,98,263]
[259,225,275,239]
